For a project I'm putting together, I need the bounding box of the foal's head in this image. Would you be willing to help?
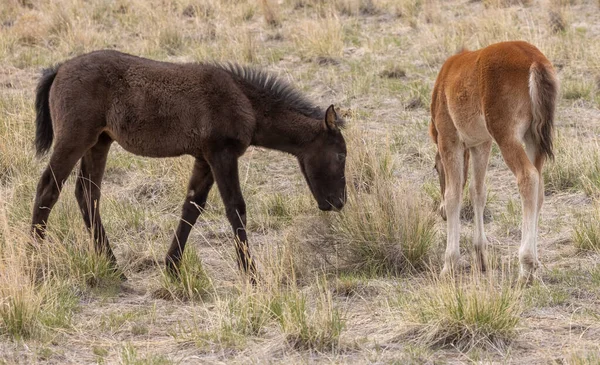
[299,105,347,211]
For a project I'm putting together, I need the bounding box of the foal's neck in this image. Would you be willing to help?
[252,112,321,156]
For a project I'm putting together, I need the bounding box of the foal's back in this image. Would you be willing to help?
[431,41,554,147]
[49,50,255,158]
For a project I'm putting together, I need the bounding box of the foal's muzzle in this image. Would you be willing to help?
[319,195,345,212]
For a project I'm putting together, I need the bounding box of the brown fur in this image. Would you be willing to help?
[429,41,558,283]
[31,50,347,282]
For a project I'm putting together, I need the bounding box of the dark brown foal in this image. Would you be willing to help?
[32,51,347,283]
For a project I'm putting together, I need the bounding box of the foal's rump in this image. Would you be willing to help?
[431,41,557,155]
[40,50,255,158]
[478,42,557,149]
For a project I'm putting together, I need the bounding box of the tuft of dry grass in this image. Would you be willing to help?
[573,205,600,253]
[543,133,600,195]
[156,247,214,301]
[0,217,79,340]
[403,273,523,352]
[277,277,345,351]
[332,182,437,275]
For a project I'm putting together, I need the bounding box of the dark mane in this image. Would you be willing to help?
[217,63,324,119]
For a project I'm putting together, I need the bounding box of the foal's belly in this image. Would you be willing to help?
[104,128,193,158]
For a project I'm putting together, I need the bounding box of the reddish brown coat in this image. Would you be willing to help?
[429,41,558,283]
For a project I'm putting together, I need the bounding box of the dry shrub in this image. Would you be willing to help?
[404,274,522,351]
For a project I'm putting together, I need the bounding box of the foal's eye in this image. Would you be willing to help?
[337,153,346,162]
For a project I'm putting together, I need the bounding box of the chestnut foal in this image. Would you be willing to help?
[429,41,558,283]
[32,50,347,283]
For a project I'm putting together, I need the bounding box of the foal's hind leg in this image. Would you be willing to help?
[439,140,467,277]
[32,143,95,240]
[525,134,546,225]
[74,134,116,265]
[498,138,541,284]
[469,141,492,272]
[166,158,214,275]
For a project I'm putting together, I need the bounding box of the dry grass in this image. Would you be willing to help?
[573,205,600,253]
[1,0,600,363]
[402,273,523,352]
[543,133,600,195]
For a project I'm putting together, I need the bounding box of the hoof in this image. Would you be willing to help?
[475,250,488,273]
[440,266,452,279]
[517,267,538,287]
[479,260,488,273]
[439,203,447,221]
[165,256,181,279]
[108,264,127,281]
[518,256,539,287]
[517,274,532,288]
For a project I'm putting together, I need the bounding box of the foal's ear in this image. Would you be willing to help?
[324,105,338,131]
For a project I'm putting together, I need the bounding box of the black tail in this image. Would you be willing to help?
[35,65,60,156]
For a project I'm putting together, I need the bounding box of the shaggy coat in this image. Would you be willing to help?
[32,50,347,282]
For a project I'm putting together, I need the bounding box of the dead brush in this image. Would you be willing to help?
[331,181,437,275]
[403,272,523,352]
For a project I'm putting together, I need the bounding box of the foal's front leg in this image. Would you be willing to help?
[208,150,258,283]
[166,158,214,275]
